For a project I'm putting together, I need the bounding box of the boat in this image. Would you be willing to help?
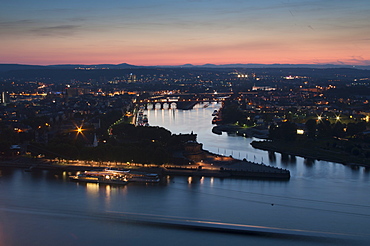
[105,168,160,183]
[69,170,129,185]
[122,170,160,183]
[212,110,218,116]
[129,173,160,183]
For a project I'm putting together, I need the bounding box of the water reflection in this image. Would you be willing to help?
[43,170,65,181]
[304,158,315,167]
[268,151,276,163]
[350,165,360,171]
[350,166,360,181]
[281,153,290,165]
[105,185,111,206]
[86,183,99,196]
[0,167,16,177]
[28,169,44,179]
[290,155,296,164]
[146,106,370,180]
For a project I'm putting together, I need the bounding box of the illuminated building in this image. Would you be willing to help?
[0,91,9,105]
[127,73,137,83]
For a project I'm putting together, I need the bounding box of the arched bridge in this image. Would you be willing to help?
[136,93,232,110]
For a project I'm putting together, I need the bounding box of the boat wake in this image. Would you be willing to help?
[0,205,363,244]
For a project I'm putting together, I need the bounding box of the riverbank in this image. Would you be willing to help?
[0,157,161,172]
[164,163,290,179]
[212,124,269,139]
[175,146,290,179]
[0,155,290,180]
[251,140,370,167]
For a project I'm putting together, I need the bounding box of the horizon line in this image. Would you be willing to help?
[0,62,368,67]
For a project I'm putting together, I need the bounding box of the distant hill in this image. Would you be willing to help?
[0,64,49,72]
[168,63,370,70]
[49,63,138,69]
[1,62,369,72]
[0,63,138,72]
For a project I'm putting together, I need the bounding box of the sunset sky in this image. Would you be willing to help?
[1,0,370,66]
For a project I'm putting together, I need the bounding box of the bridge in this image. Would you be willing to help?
[136,92,232,110]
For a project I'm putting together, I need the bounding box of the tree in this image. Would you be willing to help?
[346,122,366,137]
[268,122,297,141]
[317,119,332,138]
[219,100,244,124]
[351,147,360,156]
[332,122,345,138]
[280,122,297,141]
[268,123,278,139]
[305,119,317,139]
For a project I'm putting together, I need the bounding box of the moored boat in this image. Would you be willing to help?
[121,170,160,183]
[104,168,161,183]
[129,173,160,183]
[69,170,129,185]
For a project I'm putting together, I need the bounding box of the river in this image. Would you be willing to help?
[1,103,369,245]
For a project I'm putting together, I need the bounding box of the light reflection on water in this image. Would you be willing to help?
[1,104,370,245]
[146,104,370,181]
[0,167,370,245]
[86,183,99,196]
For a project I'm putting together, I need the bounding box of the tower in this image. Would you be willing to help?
[0,91,9,105]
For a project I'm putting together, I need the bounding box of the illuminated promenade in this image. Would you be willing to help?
[1,155,290,180]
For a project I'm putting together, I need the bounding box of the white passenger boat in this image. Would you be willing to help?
[105,168,160,183]
[69,170,129,185]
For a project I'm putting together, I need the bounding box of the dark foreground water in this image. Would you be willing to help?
[1,103,370,246]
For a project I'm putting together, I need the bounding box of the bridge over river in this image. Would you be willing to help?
[136,92,232,110]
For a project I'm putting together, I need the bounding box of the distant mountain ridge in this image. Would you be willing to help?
[50,63,138,69]
[172,63,370,69]
[0,64,48,72]
[0,62,369,72]
[0,63,138,72]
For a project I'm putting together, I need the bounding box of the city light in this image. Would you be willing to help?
[75,125,84,136]
[297,129,305,135]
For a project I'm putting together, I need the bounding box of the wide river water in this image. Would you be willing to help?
[1,103,370,245]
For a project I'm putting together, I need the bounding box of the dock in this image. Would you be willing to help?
[0,155,290,180]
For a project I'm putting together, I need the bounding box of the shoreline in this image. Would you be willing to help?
[251,140,370,168]
[0,155,290,180]
[212,124,269,139]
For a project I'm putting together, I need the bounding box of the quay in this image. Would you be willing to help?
[0,154,290,180]
[163,161,290,179]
